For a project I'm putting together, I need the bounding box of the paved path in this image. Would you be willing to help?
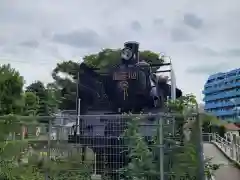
[203,143,240,180]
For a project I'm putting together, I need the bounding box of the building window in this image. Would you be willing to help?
[218,76,225,80]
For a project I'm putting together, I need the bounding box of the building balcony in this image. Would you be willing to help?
[207,108,240,122]
[204,75,240,89]
[204,97,240,109]
[211,109,235,116]
[203,89,240,102]
[203,81,240,94]
[205,101,233,109]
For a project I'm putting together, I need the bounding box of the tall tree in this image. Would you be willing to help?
[23,91,39,116]
[25,81,58,118]
[26,81,48,115]
[0,64,24,115]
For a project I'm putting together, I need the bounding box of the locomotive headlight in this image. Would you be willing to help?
[121,47,133,61]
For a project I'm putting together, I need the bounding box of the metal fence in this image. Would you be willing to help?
[0,113,205,180]
[203,132,240,165]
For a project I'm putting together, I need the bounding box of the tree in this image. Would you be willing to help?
[83,49,162,72]
[23,92,39,116]
[45,85,61,115]
[51,61,79,110]
[218,125,226,138]
[119,116,156,180]
[26,81,47,115]
[165,95,222,179]
[165,93,198,145]
[166,94,197,113]
[26,81,58,117]
[52,49,164,110]
[0,64,24,115]
[119,95,201,180]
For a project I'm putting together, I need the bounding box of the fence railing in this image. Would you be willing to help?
[202,133,240,166]
[1,114,207,180]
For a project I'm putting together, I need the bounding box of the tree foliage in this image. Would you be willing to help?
[120,116,156,180]
[83,49,162,71]
[24,81,60,123]
[0,64,24,115]
[0,64,59,119]
[23,92,39,116]
[119,95,221,180]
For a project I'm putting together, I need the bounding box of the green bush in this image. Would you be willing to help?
[218,125,226,137]
[202,121,211,133]
[0,115,93,180]
[117,98,221,180]
[119,115,200,180]
[0,140,94,179]
[119,117,156,180]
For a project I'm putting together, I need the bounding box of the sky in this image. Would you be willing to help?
[0,0,240,102]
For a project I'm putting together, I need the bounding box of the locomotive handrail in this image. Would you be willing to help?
[156,70,171,73]
[151,62,171,67]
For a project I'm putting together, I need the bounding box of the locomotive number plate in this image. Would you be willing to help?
[113,71,137,81]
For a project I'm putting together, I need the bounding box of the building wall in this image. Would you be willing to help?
[202,68,240,122]
[54,110,77,125]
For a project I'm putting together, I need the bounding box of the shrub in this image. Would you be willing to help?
[218,126,226,138]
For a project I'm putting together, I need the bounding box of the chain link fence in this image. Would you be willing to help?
[0,113,204,180]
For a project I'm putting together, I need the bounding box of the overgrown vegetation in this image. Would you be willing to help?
[0,115,94,179]
[118,94,221,180]
[201,113,227,138]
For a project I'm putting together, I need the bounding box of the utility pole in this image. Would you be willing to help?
[170,61,176,101]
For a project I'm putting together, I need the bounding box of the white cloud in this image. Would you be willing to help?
[0,0,240,102]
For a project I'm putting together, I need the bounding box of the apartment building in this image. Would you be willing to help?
[203,68,240,122]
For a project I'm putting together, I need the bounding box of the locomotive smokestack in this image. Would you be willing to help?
[124,41,139,64]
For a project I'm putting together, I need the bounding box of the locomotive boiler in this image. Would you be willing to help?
[68,41,182,178]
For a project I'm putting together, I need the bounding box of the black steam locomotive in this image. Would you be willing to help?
[68,41,182,178]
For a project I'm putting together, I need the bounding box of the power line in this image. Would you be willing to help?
[1,59,56,66]
[1,58,81,66]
